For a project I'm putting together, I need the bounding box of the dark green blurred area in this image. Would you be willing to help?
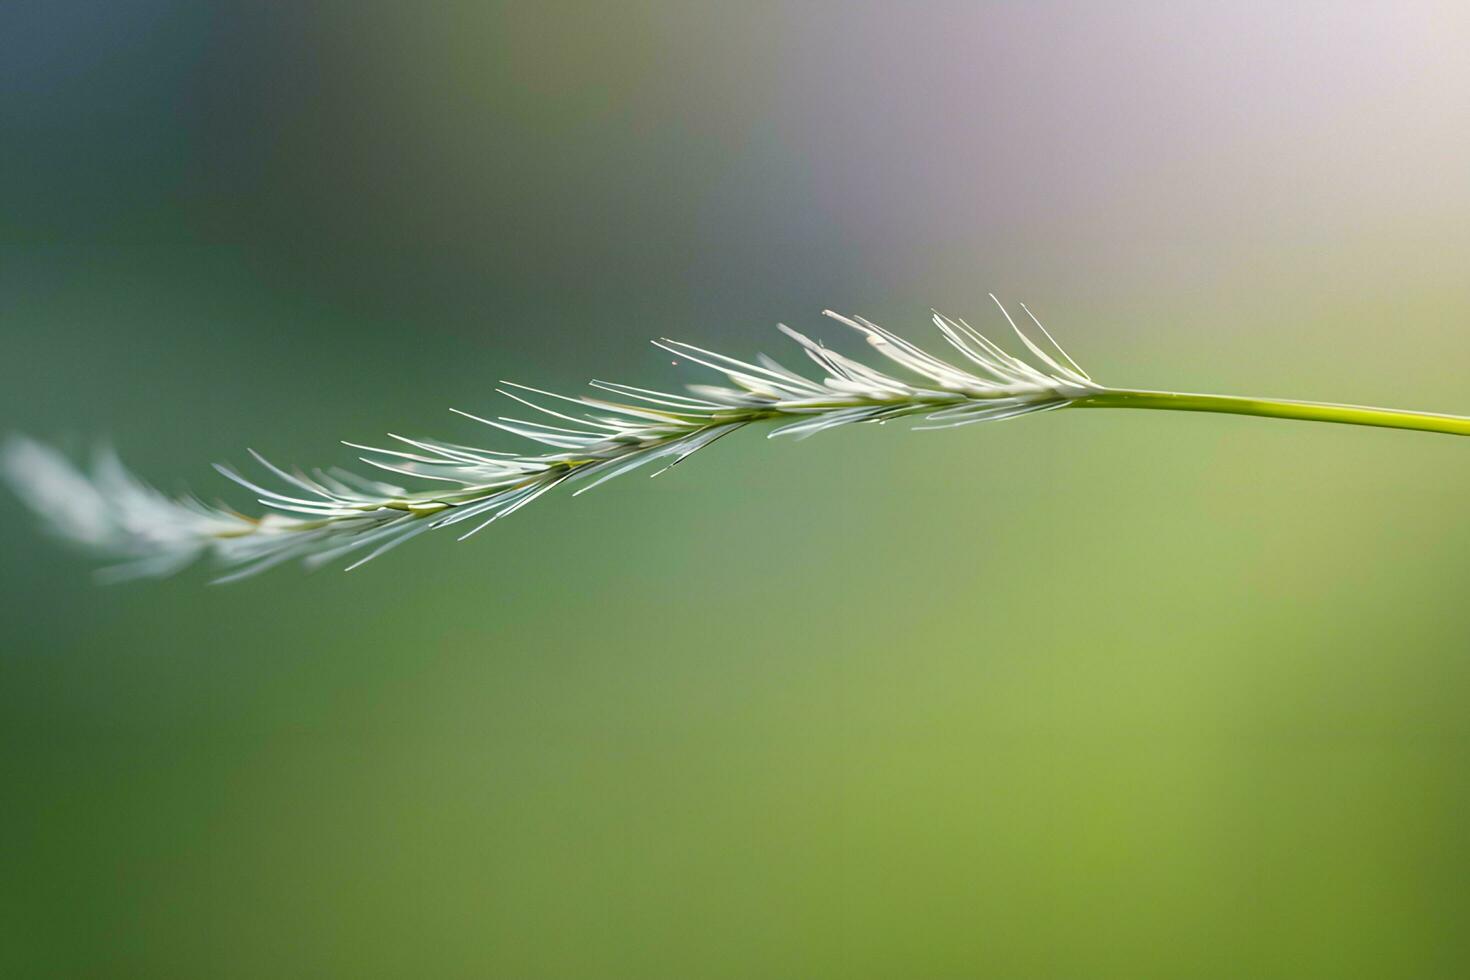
[4,2,1470,976]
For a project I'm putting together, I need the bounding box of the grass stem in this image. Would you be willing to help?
[1070,389,1470,437]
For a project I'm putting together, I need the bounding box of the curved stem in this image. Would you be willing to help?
[1069,388,1470,438]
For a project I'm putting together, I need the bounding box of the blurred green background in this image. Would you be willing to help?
[4,2,1470,976]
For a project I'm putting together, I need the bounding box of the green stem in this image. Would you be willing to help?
[1069,389,1470,438]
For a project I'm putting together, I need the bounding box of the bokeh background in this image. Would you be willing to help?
[4,2,1470,976]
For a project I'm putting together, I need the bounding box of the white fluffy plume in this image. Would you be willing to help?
[3,300,1096,582]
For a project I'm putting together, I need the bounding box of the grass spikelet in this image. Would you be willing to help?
[6,298,1470,582]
